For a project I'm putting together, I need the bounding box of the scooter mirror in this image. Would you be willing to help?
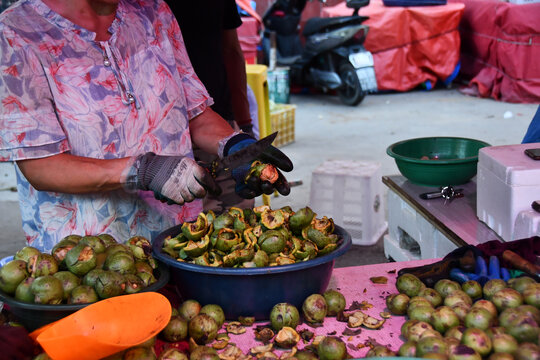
[346,0,370,9]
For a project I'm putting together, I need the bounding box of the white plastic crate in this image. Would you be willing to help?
[513,209,540,240]
[308,160,387,246]
[476,142,540,241]
[384,190,459,262]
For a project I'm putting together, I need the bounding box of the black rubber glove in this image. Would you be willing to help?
[239,123,255,138]
[223,133,293,199]
[133,153,221,205]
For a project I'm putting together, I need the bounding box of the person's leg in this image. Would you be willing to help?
[247,84,259,139]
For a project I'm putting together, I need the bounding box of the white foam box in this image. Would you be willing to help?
[507,0,540,5]
[308,160,387,246]
[384,190,458,262]
[476,142,540,241]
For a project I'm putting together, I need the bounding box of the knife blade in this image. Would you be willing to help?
[201,131,278,178]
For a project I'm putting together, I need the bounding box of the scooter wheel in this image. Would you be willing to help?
[337,62,366,106]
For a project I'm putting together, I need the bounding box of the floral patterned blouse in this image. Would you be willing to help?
[0,0,211,252]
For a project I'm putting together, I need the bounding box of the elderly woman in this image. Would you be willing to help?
[0,0,292,252]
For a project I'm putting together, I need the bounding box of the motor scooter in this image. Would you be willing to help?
[262,0,377,106]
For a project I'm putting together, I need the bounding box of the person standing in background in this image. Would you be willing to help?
[522,105,540,144]
[166,0,258,214]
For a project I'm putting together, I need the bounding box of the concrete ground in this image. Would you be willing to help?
[0,86,538,267]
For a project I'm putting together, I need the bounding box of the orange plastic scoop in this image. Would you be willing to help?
[30,292,171,360]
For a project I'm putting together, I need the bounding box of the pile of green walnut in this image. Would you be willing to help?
[37,290,350,360]
[161,205,341,267]
[0,234,159,305]
[375,272,540,359]
[147,289,351,360]
[30,287,386,359]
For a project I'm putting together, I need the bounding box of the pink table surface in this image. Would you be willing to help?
[219,258,438,358]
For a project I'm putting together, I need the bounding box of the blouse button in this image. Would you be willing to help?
[103,57,111,67]
[127,94,135,103]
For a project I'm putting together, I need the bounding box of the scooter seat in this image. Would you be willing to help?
[277,55,303,66]
[302,16,369,37]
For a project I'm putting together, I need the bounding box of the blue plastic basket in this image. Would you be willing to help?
[0,256,14,267]
[152,224,352,320]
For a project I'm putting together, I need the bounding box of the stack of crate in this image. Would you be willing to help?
[270,103,296,147]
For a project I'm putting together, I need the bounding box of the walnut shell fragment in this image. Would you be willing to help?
[370,276,388,284]
[380,311,391,319]
[299,329,314,343]
[226,321,246,335]
[363,316,386,329]
[219,345,250,360]
[250,343,274,355]
[255,327,275,343]
[257,351,278,359]
[274,327,300,349]
[189,338,198,352]
[216,333,230,341]
[336,311,350,323]
[212,340,229,350]
[348,311,367,328]
[238,316,255,326]
[343,328,363,336]
[279,347,298,359]
[311,335,326,347]
[348,300,373,311]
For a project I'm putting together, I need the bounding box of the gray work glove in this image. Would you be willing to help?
[131,153,221,205]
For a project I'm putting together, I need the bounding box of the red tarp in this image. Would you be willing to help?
[322,0,465,92]
[449,0,540,103]
[237,16,262,64]
[236,0,263,64]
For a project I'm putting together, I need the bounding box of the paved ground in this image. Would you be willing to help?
[0,86,538,267]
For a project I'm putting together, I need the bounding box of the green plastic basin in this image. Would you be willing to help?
[386,137,491,187]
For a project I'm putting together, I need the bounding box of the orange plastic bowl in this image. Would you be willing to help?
[30,292,171,360]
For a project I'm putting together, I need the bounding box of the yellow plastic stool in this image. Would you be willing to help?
[246,64,272,206]
[246,64,272,139]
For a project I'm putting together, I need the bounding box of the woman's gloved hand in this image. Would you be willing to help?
[130,153,221,205]
[222,133,293,199]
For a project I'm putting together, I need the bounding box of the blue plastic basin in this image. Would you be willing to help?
[152,224,352,320]
[0,261,169,331]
